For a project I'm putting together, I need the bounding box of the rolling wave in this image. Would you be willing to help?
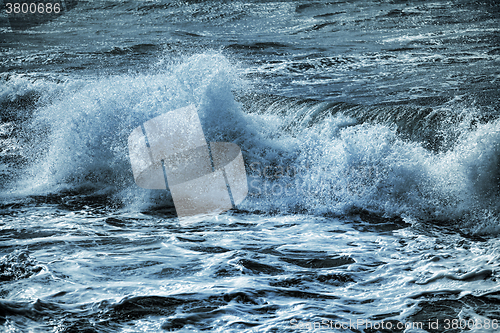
[1,52,499,233]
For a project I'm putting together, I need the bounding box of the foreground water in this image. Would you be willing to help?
[1,204,499,332]
[1,0,500,332]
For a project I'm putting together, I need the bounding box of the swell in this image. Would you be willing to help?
[237,93,498,152]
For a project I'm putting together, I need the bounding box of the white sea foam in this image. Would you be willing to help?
[2,52,500,234]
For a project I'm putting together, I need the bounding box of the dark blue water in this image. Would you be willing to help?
[1,0,500,332]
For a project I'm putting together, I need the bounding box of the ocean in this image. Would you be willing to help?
[1,0,500,332]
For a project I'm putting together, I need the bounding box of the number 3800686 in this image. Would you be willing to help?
[6,3,61,14]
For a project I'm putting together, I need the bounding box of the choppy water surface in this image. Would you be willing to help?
[1,0,500,332]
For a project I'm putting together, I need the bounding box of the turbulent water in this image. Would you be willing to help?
[1,0,500,332]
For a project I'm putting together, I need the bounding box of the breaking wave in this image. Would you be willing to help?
[1,52,499,234]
